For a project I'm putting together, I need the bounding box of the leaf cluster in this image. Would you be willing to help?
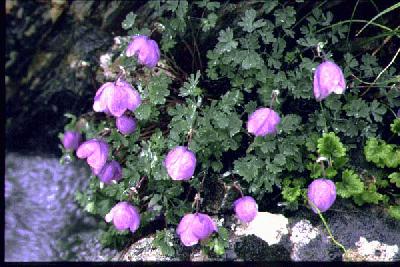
[62,0,400,256]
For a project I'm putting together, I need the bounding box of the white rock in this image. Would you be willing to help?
[243,212,289,245]
[355,237,399,261]
[289,219,320,261]
[290,219,319,245]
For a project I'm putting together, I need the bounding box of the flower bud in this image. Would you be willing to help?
[307,178,336,213]
[93,79,141,117]
[97,160,122,184]
[126,35,160,69]
[247,107,281,136]
[62,130,81,150]
[313,60,346,101]
[164,146,196,181]
[234,196,258,223]
[176,213,217,246]
[76,139,109,173]
[105,202,140,233]
[116,115,136,135]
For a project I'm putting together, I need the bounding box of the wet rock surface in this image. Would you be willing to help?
[5,153,117,261]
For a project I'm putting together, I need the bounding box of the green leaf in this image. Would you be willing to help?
[122,12,136,30]
[241,50,263,70]
[216,28,238,53]
[147,74,172,105]
[388,172,400,188]
[213,239,225,255]
[343,99,370,119]
[364,138,400,168]
[336,169,364,198]
[234,156,263,182]
[274,6,296,32]
[390,118,400,136]
[134,103,152,120]
[176,0,188,21]
[317,132,346,159]
[227,113,242,137]
[388,206,400,220]
[196,0,220,11]
[369,100,386,122]
[282,178,302,203]
[307,162,323,179]
[352,184,384,206]
[97,199,113,217]
[152,229,176,257]
[202,13,218,32]
[85,202,95,214]
[325,166,337,178]
[179,71,202,97]
[238,9,266,32]
[279,114,302,134]
[263,1,279,14]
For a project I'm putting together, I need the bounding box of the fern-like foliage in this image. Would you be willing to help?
[317,132,346,160]
[364,138,400,168]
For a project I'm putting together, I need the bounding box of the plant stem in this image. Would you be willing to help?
[194,193,201,213]
[232,181,244,198]
[319,159,327,177]
[308,200,347,254]
[319,102,329,133]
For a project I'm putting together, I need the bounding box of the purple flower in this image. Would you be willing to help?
[105,201,140,233]
[126,35,160,68]
[176,213,217,246]
[234,196,258,223]
[307,178,336,213]
[397,109,400,118]
[247,107,281,136]
[62,130,81,150]
[164,146,196,181]
[116,115,137,135]
[313,60,346,101]
[76,139,109,174]
[93,78,141,117]
[97,160,123,184]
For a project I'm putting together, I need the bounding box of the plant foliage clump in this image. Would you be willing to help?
[60,0,400,256]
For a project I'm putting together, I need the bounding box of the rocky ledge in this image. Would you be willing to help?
[113,200,400,262]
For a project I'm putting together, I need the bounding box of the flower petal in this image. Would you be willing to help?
[76,140,97,159]
[107,85,128,117]
[93,82,114,112]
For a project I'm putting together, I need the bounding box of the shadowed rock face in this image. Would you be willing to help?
[285,199,400,261]
[5,0,141,155]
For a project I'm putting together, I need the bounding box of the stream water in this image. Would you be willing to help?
[5,152,117,261]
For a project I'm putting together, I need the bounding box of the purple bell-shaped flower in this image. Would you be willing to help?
[105,202,141,233]
[126,35,160,68]
[313,60,346,101]
[234,196,258,223]
[62,130,81,150]
[163,146,196,181]
[97,160,123,184]
[247,107,281,137]
[76,139,109,174]
[93,78,141,117]
[176,213,217,246]
[116,115,137,135]
[307,178,336,213]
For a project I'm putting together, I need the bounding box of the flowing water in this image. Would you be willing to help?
[5,152,117,261]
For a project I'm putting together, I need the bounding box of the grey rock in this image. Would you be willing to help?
[5,153,117,261]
